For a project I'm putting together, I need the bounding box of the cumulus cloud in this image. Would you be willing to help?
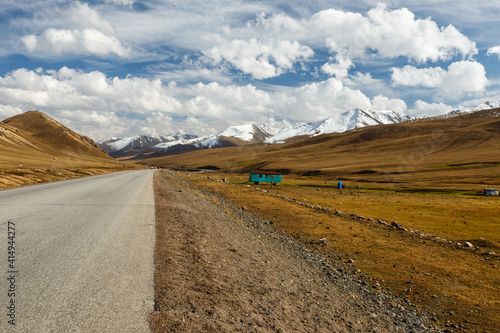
[203,39,314,79]
[254,3,477,62]
[0,105,23,119]
[0,67,181,138]
[23,28,131,57]
[486,46,500,59]
[278,78,407,121]
[250,12,305,34]
[391,61,488,96]
[391,65,446,88]
[411,100,454,117]
[0,66,411,139]
[321,53,354,79]
[371,95,407,113]
[21,1,130,58]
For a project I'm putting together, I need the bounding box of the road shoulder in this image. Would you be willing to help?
[149,170,435,332]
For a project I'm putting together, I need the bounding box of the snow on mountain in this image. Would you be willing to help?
[154,135,222,150]
[154,123,276,153]
[469,101,500,111]
[98,133,198,156]
[100,103,500,158]
[218,123,277,141]
[447,101,500,116]
[266,109,414,143]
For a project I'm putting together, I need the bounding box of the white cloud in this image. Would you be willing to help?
[65,2,115,35]
[486,46,500,59]
[23,28,131,58]
[250,12,305,34]
[308,3,477,62]
[391,66,446,87]
[21,1,130,58]
[0,66,411,139]
[411,100,454,117]
[441,61,488,94]
[184,82,274,121]
[321,53,354,79]
[391,61,488,97]
[103,0,135,6]
[0,105,23,119]
[0,67,181,138]
[279,78,408,121]
[371,95,407,113]
[344,72,382,87]
[203,39,314,79]
[281,78,371,120]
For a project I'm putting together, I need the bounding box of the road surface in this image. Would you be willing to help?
[0,170,155,332]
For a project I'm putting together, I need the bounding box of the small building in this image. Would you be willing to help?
[484,188,499,196]
[249,170,282,185]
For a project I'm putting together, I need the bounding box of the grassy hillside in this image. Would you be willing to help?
[0,111,140,188]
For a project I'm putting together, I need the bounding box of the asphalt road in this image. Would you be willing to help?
[0,170,155,332]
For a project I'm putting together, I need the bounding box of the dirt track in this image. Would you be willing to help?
[149,170,436,332]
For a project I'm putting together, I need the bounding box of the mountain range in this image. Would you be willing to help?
[97,133,198,158]
[98,102,500,159]
[98,108,416,159]
[141,106,500,181]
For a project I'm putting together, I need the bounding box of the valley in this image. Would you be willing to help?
[1,106,498,332]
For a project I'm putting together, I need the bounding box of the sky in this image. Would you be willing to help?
[1,0,500,140]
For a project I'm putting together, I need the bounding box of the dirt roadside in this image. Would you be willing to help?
[148,170,437,332]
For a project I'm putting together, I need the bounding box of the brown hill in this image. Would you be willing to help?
[0,111,139,188]
[140,108,500,187]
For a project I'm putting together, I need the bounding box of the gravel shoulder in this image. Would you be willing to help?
[149,170,436,332]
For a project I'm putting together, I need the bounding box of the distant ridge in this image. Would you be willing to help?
[98,102,500,159]
[99,109,412,158]
[97,133,198,158]
[139,105,500,182]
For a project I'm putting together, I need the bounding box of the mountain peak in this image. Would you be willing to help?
[266,109,414,143]
[218,123,276,142]
[1,110,107,158]
[2,110,62,134]
[97,133,198,157]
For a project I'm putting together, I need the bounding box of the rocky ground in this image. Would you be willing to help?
[148,170,439,332]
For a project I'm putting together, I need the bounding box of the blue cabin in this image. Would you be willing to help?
[249,170,282,185]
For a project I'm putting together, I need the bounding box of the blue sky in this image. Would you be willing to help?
[1,0,500,140]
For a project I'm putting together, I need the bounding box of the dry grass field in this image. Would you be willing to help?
[139,109,500,332]
[182,172,499,332]
[0,111,140,189]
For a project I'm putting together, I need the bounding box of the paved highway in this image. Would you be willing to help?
[0,170,155,332]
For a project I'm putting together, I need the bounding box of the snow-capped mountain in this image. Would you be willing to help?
[448,101,500,116]
[151,123,276,156]
[100,103,500,158]
[266,109,414,143]
[219,123,277,142]
[98,110,415,158]
[97,133,198,157]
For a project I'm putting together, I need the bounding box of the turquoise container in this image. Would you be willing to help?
[249,171,282,185]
